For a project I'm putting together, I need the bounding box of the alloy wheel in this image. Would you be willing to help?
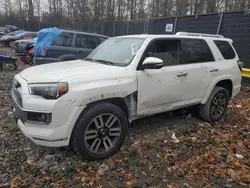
[211,92,227,119]
[84,113,122,154]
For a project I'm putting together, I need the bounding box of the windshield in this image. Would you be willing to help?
[86,37,145,66]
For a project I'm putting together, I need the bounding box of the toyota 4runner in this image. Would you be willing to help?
[11,32,243,161]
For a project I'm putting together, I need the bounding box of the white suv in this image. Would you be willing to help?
[11,32,243,160]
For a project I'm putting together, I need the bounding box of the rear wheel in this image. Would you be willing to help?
[199,86,229,123]
[71,102,128,161]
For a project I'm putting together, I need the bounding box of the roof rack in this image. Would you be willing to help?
[175,32,224,38]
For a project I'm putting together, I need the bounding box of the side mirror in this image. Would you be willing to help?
[141,57,164,70]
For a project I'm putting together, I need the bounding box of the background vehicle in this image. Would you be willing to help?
[13,37,37,56]
[25,47,35,65]
[0,27,11,37]
[33,29,108,65]
[11,32,242,161]
[5,25,19,32]
[0,31,37,47]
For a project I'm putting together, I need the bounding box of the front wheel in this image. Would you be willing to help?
[199,86,229,123]
[71,102,128,161]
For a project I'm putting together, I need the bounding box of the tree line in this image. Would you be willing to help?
[0,0,250,30]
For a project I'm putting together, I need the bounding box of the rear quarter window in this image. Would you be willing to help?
[214,40,236,60]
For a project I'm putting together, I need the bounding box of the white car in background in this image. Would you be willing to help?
[11,32,243,161]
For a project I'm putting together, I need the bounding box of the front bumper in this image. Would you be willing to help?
[11,74,85,147]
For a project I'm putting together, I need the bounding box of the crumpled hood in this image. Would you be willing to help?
[19,60,126,83]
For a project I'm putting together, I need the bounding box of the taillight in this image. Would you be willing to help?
[237,60,244,72]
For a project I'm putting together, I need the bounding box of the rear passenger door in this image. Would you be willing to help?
[46,32,75,59]
[181,38,216,101]
[73,34,101,59]
[201,40,240,98]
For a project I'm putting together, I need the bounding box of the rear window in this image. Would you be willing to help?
[214,40,236,60]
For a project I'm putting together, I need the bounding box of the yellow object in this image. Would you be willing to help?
[242,68,250,78]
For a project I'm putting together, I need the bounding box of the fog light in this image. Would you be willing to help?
[27,112,52,124]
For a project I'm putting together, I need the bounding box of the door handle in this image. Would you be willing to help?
[209,68,219,72]
[177,72,188,77]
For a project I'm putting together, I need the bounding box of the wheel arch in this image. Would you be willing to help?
[202,77,233,104]
[69,96,133,152]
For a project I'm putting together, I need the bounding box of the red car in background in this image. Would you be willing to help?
[0,32,37,47]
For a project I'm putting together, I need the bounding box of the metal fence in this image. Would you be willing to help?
[65,11,250,69]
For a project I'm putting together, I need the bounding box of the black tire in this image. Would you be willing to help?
[199,86,229,123]
[71,102,128,161]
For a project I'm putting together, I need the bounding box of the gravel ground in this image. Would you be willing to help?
[0,46,250,188]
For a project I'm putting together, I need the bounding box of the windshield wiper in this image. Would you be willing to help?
[85,58,114,65]
[94,59,114,65]
[84,58,94,61]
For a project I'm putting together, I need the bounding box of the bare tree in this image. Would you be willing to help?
[1,0,250,30]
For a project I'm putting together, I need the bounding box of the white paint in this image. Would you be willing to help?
[12,33,242,147]
[142,57,163,65]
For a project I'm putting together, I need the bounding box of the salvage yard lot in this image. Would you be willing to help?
[0,46,250,188]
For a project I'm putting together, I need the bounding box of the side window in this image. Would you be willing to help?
[145,39,181,66]
[214,40,236,60]
[52,32,74,47]
[75,34,99,49]
[183,39,214,64]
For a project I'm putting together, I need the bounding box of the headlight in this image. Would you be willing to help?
[29,82,68,99]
